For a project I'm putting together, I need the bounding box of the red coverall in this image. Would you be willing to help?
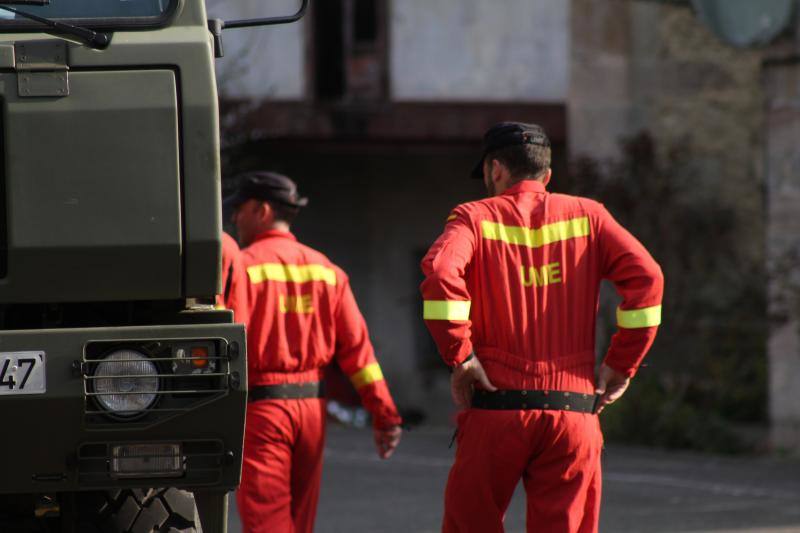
[421,180,663,533]
[217,232,249,323]
[236,229,402,533]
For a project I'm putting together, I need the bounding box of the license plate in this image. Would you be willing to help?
[0,352,46,395]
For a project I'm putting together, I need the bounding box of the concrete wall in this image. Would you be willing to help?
[206,0,306,99]
[208,0,570,103]
[390,0,569,102]
[765,42,800,452]
[570,0,764,267]
[568,0,633,159]
[569,0,764,182]
[569,1,775,445]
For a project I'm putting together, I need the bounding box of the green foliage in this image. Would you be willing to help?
[557,132,768,452]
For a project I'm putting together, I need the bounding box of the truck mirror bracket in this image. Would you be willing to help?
[207,0,309,59]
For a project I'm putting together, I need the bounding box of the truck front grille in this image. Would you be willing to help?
[76,439,226,487]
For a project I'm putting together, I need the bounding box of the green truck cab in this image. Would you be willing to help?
[0,1,301,530]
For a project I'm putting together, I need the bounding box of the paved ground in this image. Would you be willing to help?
[227,425,800,533]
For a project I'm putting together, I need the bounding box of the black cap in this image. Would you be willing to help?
[224,171,309,210]
[471,122,551,180]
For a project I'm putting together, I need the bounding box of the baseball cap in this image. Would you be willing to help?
[224,171,309,210]
[471,122,551,180]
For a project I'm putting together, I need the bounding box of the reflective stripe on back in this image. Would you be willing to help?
[481,216,590,249]
[247,263,337,286]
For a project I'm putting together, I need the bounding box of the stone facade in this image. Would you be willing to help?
[571,1,765,222]
[571,0,800,452]
[570,0,767,330]
[765,39,800,452]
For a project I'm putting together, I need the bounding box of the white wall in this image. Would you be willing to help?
[390,0,569,102]
[207,0,569,103]
[206,0,306,99]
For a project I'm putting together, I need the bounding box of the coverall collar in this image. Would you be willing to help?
[251,229,297,243]
[502,179,547,196]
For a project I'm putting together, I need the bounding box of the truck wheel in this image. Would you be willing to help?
[77,488,200,533]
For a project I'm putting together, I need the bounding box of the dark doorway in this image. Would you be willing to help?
[313,0,345,101]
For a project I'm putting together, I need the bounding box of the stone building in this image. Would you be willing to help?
[206,0,800,450]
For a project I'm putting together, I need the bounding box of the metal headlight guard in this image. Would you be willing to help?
[91,349,159,417]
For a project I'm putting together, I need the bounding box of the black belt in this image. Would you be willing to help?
[249,382,325,402]
[472,389,598,414]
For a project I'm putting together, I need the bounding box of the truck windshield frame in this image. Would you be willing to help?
[0,0,179,30]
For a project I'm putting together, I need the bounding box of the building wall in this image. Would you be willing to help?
[765,42,800,452]
[216,0,799,447]
[206,0,306,99]
[570,1,765,302]
[629,4,764,258]
[208,0,569,103]
[570,1,775,447]
[568,0,633,159]
[390,0,569,102]
[570,0,764,184]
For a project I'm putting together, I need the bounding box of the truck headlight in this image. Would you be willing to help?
[93,349,159,416]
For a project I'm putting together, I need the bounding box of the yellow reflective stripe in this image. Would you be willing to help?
[214,304,226,310]
[247,263,337,286]
[423,300,471,321]
[446,214,458,222]
[481,217,590,249]
[617,305,662,328]
[350,363,384,389]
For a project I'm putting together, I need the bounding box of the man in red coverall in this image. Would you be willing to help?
[226,171,403,533]
[421,122,664,533]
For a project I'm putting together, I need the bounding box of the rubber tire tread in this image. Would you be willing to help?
[78,488,198,533]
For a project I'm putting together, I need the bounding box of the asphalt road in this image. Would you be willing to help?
[227,425,800,533]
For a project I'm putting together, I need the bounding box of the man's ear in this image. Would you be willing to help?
[490,159,504,182]
[541,168,553,187]
[257,201,272,224]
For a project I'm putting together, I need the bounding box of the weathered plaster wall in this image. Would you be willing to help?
[390,0,569,102]
[570,1,765,292]
[568,0,634,159]
[765,42,800,452]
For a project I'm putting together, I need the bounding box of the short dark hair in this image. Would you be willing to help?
[487,143,551,181]
[266,200,300,224]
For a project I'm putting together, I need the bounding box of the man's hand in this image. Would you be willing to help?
[595,363,631,414]
[451,355,497,409]
[374,425,402,459]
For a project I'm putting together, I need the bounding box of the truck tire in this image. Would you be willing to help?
[77,488,200,533]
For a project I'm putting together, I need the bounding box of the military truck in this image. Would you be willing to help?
[0,1,305,531]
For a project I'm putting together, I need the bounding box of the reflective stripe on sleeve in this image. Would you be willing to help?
[350,363,384,389]
[247,263,337,286]
[481,217,590,249]
[423,300,471,321]
[617,305,662,328]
